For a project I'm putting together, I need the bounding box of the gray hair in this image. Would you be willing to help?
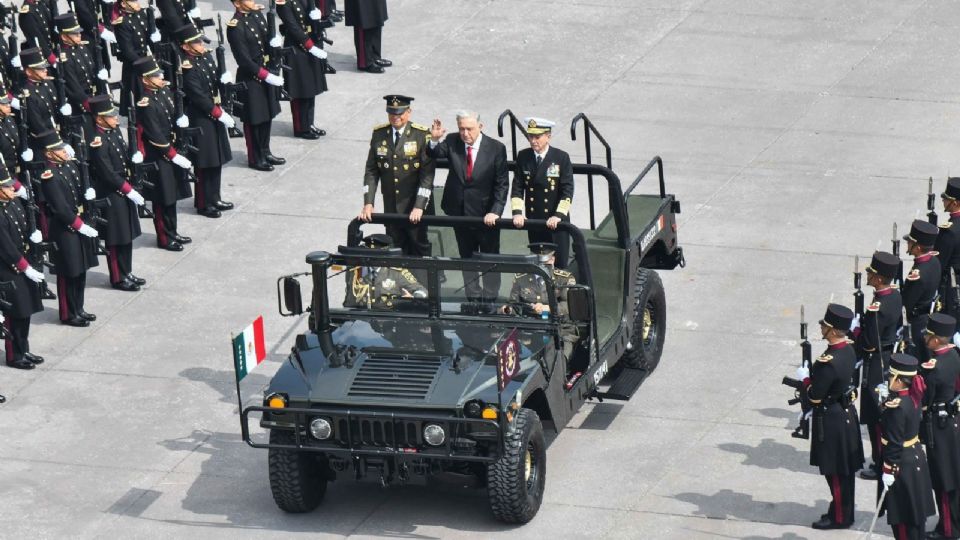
[455,110,481,123]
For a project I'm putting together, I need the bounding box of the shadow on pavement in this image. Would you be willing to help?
[717,437,814,474]
[755,407,799,421]
[672,488,872,528]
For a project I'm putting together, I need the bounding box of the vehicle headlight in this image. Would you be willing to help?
[423,424,445,446]
[309,417,332,440]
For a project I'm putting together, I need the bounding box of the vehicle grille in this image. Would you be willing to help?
[336,418,421,447]
[347,355,442,400]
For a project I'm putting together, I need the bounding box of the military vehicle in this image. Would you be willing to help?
[238,113,685,523]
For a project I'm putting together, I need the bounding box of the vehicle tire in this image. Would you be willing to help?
[487,408,546,523]
[622,267,666,372]
[268,429,327,513]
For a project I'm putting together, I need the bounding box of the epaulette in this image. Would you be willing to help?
[181,60,193,69]
[398,269,416,280]
[907,268,920,281]
[922,359,937,370]
[884,397,901,409]
[867,301,881,312]
[40,169,52,180]
[275,0,285,4]
[409,122,429,131]
[940,222,952,229]
[112,15,124,24]
[226,18,238,27]
[372,122,389,130]
[816,353,833,363]
[554,269,571,277]
[17,4,29,13]
[89,136,102,148]
[137,97,149,107]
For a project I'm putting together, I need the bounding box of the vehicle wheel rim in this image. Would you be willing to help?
[524,442,538,489]
[642,303,657,346]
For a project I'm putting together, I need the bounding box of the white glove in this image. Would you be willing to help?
[171,153,192,169]
[10,56,20,68]
[176,115,189,128]
[877,382,890,401]
[850,314,861,332]
[64,144,75,158]
[102,0,115,4]
[84,187,96,201]
[29,230,41,243]
[20,148,32,162]
[217,113,235,129]
[10,97,19,110]
[954,331,960,347]
[308,8,321,19]
[187,7,201,18]
[97,68,108,81]
[150,30,161,43]
[264,73,284,87]
[882,473,895,488]
[796,366,809,380]
[23,265,44,283]
[220,71,233,84]
[126,189,145,206]
[59,103,72,116]
[131,151,143,164]
[14,186,27,200]
[77,223,98,237]
[308,46,327,59]
[269,36,282,48]
[100,28,117,43]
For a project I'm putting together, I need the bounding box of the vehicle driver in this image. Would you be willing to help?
[344,233,427,309]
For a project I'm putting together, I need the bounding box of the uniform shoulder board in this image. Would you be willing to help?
[398,269,417,280]
[181,60,193,69]
[40,169,52,180]
[18,4,29,13]
[409,122,429,131]
[867,301,881,312]
[275,0,285,4]
[89,136,102,148]
[137,97,150,107]
[226,18,238,27]
[885,397,901,409]
[940,222,952,229]
[112,15,124,24]
[907,268,921,281]
[922,359,937,370]
[372,122,389,130]
[816,353,833,363]
[554,269,571,278]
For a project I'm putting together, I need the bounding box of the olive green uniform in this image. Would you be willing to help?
[345,265,426,309]
[508,268,579,363]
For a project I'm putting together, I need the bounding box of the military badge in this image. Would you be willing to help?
[403,141,418,156]
[547,164,559,177]
[381,278,396,291]
[376,146,387,157]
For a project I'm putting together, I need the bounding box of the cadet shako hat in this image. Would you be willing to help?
[88,95,118,117]
[943,177,960,201]
[383,95,413,115]
[33,129,65,150]
[889,353,919,377]
[55,12,81,34]
[525,117,555,135]
[19,47,48,69]
[820,303,853,331]
[133,56,162,78]
[174,23,203,44]
[362,234,393,249]
[904,219,938,247]
[866,251,899,279]
[926,313,956,338]
[528,242,557,263]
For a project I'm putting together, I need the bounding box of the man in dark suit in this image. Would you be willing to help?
[344,0,390,73]
[428,111,509,301]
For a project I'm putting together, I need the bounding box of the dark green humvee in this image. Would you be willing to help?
[239,114,685,523]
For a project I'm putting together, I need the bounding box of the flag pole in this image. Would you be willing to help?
[231,332,244,417]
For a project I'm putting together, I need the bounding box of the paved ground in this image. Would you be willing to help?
[1,0,957,538]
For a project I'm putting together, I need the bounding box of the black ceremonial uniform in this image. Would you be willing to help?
[344,0,386,70]
[226,8,281,167]
[511,146,574,268]
[276,0,326,137]
[39,159,98,322]
[362,121,435,256]
[74,0,104,42]
[59,41,98,141]
[113,5,151,115]
[902,251,940,359]
[0,196,43,367]
[157,0,196,39]
[0,114,21,170]
[880,386,936,539]
[921,341,960,539]
[858,286,902,464]
[18,0,56,61]
[807,339,864,528]
[89,126,142,284]
[20,72,59,150]
[179,51,231,213]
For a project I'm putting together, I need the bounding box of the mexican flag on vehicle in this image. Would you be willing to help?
[233,315,266,382]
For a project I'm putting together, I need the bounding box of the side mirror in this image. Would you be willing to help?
[566,285,591,323]
[280,276,303,316]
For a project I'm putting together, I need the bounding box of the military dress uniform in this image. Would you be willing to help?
[344,0,386,72]
[175,23,232,217]
[18,0,57,63]
[112,2,152,116]
[511,118,574,268]
[0,169,44,370]
[902,220,941,361]
[277,0,327,138]
[56,13,100,142]
[87,95,144,291]
[132,56,191,250]
[157,0,197,40]
[17,48,60,151]
[807,304,864,529]
[856,251,903,476]
[880,354,936,540]
[226,6,282,170]
[936,178,960,318]
[920,314,960,539]
[37,129,98,325]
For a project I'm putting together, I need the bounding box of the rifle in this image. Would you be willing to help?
[19,168,57,276]
[928,177,938,227]
[145,0,159,57]
[852,255,864,385]
[215,14,244,138]
[892,223,903,288]
[72,131,110,255]
[266,0,290,101]
[782,305,812,439]
[5,4,18,88]
[168,52,200,181]
[0,280,15,338]
[88,22,120,95]
[50,42,82,138]
[125,90,155,219]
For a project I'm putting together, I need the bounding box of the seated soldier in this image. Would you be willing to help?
[344,234,427,309]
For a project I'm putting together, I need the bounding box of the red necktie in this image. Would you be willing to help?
[466,145,474,183]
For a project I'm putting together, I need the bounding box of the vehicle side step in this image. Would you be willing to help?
[599,367,647,401]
